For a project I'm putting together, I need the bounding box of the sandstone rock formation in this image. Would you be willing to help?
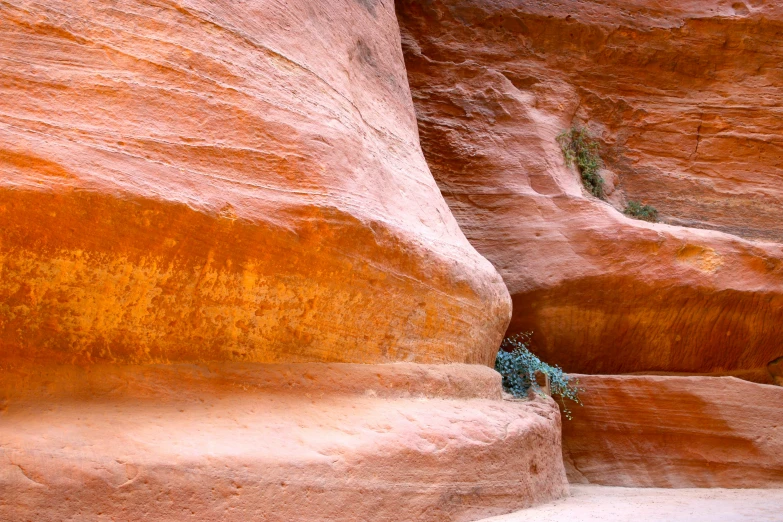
[769,356,783,386]
[0,363,569,521]
[0,2,575,519]
[562,375,783,488]
[0,0,510,366]
[397,0,783,376]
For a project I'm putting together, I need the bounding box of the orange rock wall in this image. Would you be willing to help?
[396,0,783,376]
[562,375,783,488]
[0,0,510,365]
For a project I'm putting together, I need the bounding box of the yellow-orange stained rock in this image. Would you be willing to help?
[0,0,510,365]
[769,357,783,386]
[562,375,783,488]
[397,0,783,376]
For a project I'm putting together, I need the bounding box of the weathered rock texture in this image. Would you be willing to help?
[0,363,569,521]
[562,375,783,488]
[397,0,783,376]
[769,356,783,386]
[0,0,510,365]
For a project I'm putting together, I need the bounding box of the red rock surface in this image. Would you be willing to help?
[0,0,510,365]
[561,375,783,488]
[396,0,783,376]
[0,363,569,521]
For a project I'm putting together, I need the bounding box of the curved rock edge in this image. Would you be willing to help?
[0,363,568,521]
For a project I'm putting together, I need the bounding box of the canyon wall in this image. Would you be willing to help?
[4,0,781,516]
[397,0,783,377]
[397,0,783,489]
[0,1,574,520]
[563,375,783,488]
[0,0,510,366]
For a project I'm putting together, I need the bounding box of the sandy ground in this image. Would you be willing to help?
[481,485,783,522]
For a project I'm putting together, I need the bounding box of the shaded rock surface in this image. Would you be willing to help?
[0,0,510,365]
[562,375,783,488]
[0,363,568,521]
[769,356,783,386]
[396,0,783,376]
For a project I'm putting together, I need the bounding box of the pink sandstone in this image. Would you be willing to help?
[562,375,783,488]
[396,0,783,377]
[0,363,569,521]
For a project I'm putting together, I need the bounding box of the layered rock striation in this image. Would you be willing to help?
[0,2,573,519]
[0,0,510,366]
[562,375,783,488]
[397,0,783,377]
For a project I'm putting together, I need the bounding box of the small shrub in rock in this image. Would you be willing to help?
[494,332,583,420]
[557,125,604,199]
[624,200,659,222]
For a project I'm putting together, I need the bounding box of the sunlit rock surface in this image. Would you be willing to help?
[0,0,510,366]
[0,363,569,521]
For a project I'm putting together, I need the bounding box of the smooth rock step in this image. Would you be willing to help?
[0,363,568,521]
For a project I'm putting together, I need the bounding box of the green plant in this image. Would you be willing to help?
[624,200,659,222]
[557,125,604,199]
[494,332,583,420]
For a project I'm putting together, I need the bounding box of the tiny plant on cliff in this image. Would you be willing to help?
[624,200,659,222]
[495,332,582,420]
[557,125,604,199]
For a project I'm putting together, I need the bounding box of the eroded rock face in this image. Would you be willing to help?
[769,356,783,386]
[0,0,510,365]
[562,375,783,488]
[0,363,569,521]
[396,0,783,376]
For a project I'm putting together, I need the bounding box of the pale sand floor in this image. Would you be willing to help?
[481,485,783,522]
